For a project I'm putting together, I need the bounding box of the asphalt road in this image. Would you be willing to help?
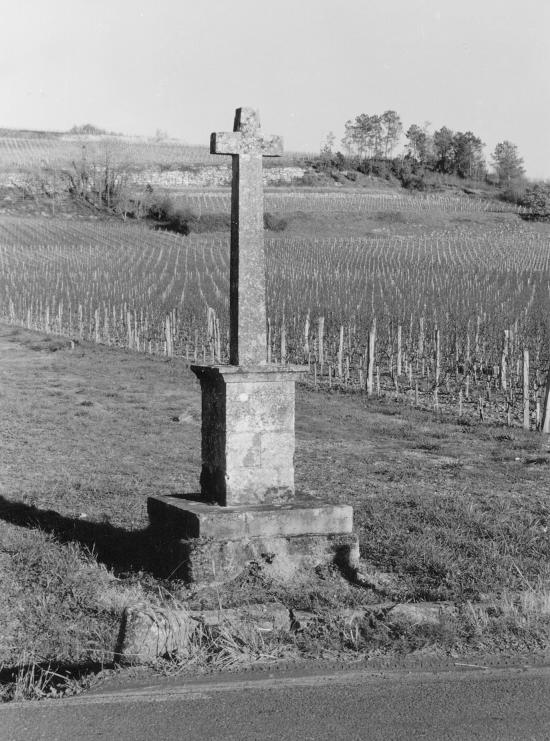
[2,663,550,740]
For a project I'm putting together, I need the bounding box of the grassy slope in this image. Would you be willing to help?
[1,322,550,683]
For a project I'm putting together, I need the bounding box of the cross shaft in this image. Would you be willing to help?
[211,107,282,366]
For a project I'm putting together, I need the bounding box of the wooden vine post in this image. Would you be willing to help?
[434,328,441,388]
[542,365,550,434]
[337,325,344,378]
[523,348,530,430]
[366,321,376,397]
[396,324,402,377]
[501,329,508,391]
[318,316,325,371]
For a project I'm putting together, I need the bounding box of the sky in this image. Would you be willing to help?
[1,0,548,177]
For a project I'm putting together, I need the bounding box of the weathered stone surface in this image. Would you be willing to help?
[168,532,360,584]
[191,364,306,506]
[147,494,353,540]
[211,107,282,366]
[190,602,291,632]
[289,608,371,630]
[117,602,293,663]
[117,603,198,664]
[389,602,457,626]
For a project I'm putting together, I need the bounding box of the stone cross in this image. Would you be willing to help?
[147,108,357,584]
[211,107,283,366]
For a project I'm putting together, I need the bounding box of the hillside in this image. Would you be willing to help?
[0,125,514,222]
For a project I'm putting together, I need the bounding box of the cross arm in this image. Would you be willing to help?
[257,134,284,157]
[210,131,284,156]
[210,132,241,155]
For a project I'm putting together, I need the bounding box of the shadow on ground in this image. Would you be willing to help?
[0,494,181,578]
[0,660,111,700]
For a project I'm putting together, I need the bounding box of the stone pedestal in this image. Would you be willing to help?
[147,363,358,584]
[191,364,303,506]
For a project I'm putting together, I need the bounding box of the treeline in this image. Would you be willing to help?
[69,123,124,136]
[320,111,526,187]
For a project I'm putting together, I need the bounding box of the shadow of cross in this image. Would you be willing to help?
[210,107,283,366]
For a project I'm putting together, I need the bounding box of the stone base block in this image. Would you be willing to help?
[166,531,360,584]
[147,493,353,539]
[147,494,358,584]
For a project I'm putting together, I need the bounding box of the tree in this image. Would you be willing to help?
[432,126,455,173]
[522,183,550,220]
[341,120,356,156]
[353,114,382,158]
[405,124,431,164]
[69,123,107,135]
[320,131,336,156]
[452,131,485,179]
[491,141,525,184]
[350,115,368,158]
[342,111,402,160]
[381,110,403,157]
[342,114,383,159]
[369,115,383,158]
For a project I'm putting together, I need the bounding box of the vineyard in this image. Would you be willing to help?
[0,135,227,169]
[174,190,528,215]
[0,134,308,170]
[1,211,550,429]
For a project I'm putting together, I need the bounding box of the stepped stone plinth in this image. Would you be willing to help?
[148,489,358,583]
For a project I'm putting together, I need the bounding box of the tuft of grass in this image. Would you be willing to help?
[0,657,101,702]
[460,590,550,651]
[151,619,298,675]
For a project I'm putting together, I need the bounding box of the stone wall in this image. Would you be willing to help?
[0,165,306,190]
[129,166,305,188]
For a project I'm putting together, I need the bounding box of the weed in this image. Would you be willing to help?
[0,658,109,702]
[155,620,297,673]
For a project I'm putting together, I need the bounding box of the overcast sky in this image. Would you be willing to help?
[1,0,548,177]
